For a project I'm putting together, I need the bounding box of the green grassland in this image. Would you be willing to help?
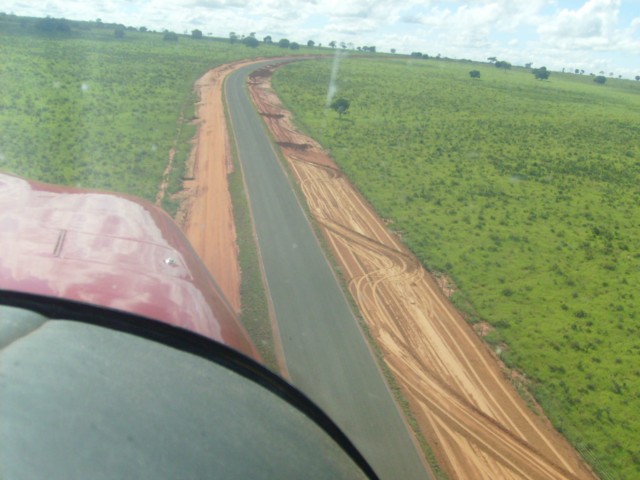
[272,57,640,479]
[0,14,299,208]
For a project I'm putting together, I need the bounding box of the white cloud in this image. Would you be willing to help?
[1,0,638,76]
[314,0,415,21]
[536,0,630,50]
[397,1,550,51]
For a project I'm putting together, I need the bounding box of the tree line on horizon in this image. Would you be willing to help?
[3,12,638,81]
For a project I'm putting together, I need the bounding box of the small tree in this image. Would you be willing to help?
[495,60,511,71]
[594,75,607,85]
[329,40,336,48]
[36,17,71,33]
[191,29,203,39]
[330,98,350,118]
[307,40,315,47]
[532,66,551,80]
[263,35,272,44]
[410,52,423,58]
[469,70,481,79]
[114,26,125,38]
[163,31,178,42]
[229,32,238,44]
[289,42,300,50]
[635,75,640,81]
[243,36,259,47]
[278,38,290,48]
[487,56,497,63]
[391,48,396,54]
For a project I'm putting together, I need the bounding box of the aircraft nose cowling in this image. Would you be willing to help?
[0,172,259,360]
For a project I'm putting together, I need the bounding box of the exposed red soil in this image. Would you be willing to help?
[174,60,263,313]
[245,65,599,480]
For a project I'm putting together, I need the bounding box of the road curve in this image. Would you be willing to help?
[225,61,430,480]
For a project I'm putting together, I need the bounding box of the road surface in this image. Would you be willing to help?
[225,61,430,480]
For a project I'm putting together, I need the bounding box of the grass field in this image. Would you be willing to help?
[272,56,640,479]
[0,14,298,210]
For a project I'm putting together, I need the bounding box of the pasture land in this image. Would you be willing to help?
[272,56,640,479]
[0,14,297,212]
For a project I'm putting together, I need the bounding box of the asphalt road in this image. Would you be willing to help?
[225,61,430,480]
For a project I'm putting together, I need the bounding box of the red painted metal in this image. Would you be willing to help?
[0,172,259,360]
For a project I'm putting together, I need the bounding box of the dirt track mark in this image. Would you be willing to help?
[248,64,598,480]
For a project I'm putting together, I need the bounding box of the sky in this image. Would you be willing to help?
[4,0,640,78]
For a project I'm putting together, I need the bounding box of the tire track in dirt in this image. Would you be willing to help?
[248,64,598,480]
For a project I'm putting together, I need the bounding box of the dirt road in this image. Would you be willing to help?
[175,62,249,312]
[245,65,598,480]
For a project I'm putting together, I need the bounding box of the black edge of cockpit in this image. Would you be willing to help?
[0,289,379,480]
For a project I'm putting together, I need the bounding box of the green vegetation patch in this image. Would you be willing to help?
[0,13,303,201]
[272,56,640,479]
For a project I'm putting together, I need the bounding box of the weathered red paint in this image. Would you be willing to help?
[0,172,259,360]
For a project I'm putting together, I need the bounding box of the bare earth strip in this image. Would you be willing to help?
[246,65,598,480]
[176,60,260,313]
